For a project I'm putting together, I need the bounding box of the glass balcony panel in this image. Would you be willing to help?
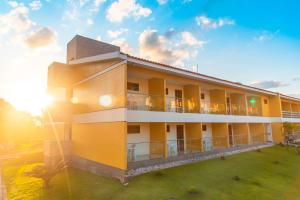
[166,96,184,113]
[127,92,164,111]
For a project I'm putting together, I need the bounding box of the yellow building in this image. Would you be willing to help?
[45,35,300,181]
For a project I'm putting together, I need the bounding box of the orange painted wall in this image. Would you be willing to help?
[184,85,200,113]
[73,63,127,113]
[272,123,284,143]
[185,123,202,152]
[150,122,167,157]
[72,122,127,170]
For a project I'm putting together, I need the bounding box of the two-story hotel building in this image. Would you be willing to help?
[45,35,300,181]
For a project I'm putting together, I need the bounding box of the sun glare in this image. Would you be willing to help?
[7,91,53,116]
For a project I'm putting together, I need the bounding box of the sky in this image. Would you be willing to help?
[0,0,300,115]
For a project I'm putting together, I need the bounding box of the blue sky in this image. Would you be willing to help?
[0,0,300,114]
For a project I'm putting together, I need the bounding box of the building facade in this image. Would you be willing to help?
[45,35,300,181]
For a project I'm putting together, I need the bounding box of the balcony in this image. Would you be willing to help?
[282,111,300,118]
[127,92,164,111]
[200,102,226,114]
[166,96,184,113]
[228,104,247,115]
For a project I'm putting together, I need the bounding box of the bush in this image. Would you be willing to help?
[256,149,262,153]
[220,156,226,160]
[273,161,280,164]
[232,176,241,181]
[154,170,164,177]
[25,160,68,188]
[187,186,199,194]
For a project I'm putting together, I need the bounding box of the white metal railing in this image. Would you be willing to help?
[282,111,300,118]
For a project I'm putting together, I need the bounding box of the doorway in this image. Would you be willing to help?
[175,90,183,113]
[266,124,273,142]
[176,125,185,153]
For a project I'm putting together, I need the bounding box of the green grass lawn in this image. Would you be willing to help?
[3,146,300,200]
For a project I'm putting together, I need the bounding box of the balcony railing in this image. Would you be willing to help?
[230,134,249,146]
[166,96,184,113]
[127,92,164,111]
[229,104,247,115]
[282,111,300,118]
[200,102,226,114]
[250,133,267,144]
[247,106,261,116]
[127,141,165,162]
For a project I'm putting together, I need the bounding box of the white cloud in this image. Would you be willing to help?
[107,28,128,38]
[111,38,133,54]
[106,0,151,22]
[86,18,94,25]
[157,0,168,5]
[29,0,42,10]
[24,27,57,49]
[196,15,234,29]
[0,4,33,34]
[254,30,279,42]
[96,35,102,41]
[63,0,106,23]
[138,29,204,67]
[8,1,19,8]
[249,80,289,89]
[293,77,300,81]
[181,31,205,47]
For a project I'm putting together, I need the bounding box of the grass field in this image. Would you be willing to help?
[3,146,300,200]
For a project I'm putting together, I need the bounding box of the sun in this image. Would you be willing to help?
[7,91,53,116]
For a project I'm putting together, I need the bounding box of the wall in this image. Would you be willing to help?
[150,122,166,157]
[210,90,226,114]
[72,122,127,170]
[212,123,229,148]
[184,85,200,113]
[73,63,127,113]
[185,123,202,152]
[232,123,249,145]
[269,95,282,117]
[148,79,166,111]
[272,123,283,143]
[261,96,270,117]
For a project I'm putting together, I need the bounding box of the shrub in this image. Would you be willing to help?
[273,161,280,164]
[25,160,68,188]
[154,170,164,177]
[220,156,226,160]
[232,176,241,181]
[187,186,199,194]
[256,149,262,153]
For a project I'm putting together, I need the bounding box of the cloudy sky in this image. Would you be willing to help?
[0,0,300,114]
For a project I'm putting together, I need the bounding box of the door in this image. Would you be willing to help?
[228,124,234,147]
[202,124,212,151]
[266,124,273,142]
[176,125,185,153]
[175,90,183,112]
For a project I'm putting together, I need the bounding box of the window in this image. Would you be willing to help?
[201,93,205,100]
[264,99,268,104]
[166,88,169,95]
[127,82,139,92]
[202,125,207,131]
[167,125,170,132]
[128,125,140,134]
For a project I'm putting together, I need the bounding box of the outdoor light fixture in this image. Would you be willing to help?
[99,95,112,107]
[249,97,256,105]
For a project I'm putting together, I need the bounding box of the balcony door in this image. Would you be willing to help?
[175,90,183,112]
[176,125,185,153]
